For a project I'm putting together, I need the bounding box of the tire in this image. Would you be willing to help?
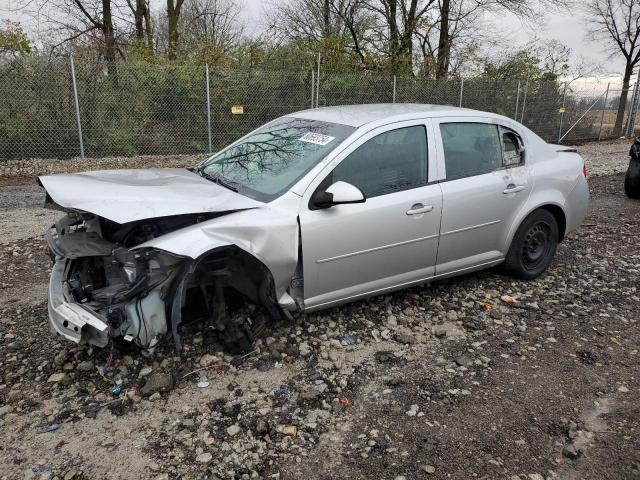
[624,158,640,199]
[502,209,559,280]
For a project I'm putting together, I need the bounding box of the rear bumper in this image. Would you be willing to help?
[565,174,590,234]
[48,260,109,347]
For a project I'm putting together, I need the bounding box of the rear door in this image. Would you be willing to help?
[299,120,443,310]
[433,118,531,275]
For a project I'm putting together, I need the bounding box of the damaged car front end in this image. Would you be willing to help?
[46,212,186,350]
[44,204,298,353]
[40,117,353,353]
[38,167,303,354]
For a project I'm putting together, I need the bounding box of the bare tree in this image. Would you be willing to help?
[414,0,484,78]
[126,0,153,48]
[271,0,441,73]
[363,0,438,74]
[268,0,336,41]
[435,0,450,77]
[266,0,374,66]
[331,0,372,62]
[18,0,130,72]
[585,0,640,136]
[267,0,369,47]
[167,0,186,59]
[34,0,121,74]
[179,0,244,61]
[437,0,574,79]
[270,0,546,76]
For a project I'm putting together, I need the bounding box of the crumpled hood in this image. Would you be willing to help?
[39,168,264,224]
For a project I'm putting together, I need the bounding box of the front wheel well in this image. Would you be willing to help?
[538,204,566,242]
[168,246,285,354]
[191,246,281,314]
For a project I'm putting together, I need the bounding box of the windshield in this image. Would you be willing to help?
[196,117,356,201]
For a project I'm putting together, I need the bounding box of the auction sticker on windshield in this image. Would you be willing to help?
[299,132,335,146]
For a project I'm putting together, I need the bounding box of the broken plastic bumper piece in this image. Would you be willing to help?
[48,260,109,347]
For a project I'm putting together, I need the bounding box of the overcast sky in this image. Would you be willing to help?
[0,0,626,85]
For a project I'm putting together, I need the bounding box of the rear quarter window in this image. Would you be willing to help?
[500,127,525,167]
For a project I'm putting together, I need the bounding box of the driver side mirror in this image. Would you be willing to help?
[311,181,366,209]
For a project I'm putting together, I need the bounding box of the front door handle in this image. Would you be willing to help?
[503,184,526,194]
[406,204,434,215]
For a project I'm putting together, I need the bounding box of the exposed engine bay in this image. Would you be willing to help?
[46,210,288,353]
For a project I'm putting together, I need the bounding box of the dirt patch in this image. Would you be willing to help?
[0,174,35,187]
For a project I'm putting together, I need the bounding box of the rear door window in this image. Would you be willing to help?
[440,122,502,179]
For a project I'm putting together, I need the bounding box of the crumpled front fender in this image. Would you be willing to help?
[132,206,299,298]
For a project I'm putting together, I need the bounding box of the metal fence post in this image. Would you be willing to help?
[598,82,611,140]
[69,54,84,159]
[205,64,212,154]
[311,70,315,108]
[316,53,321,108]
[631,85,640,137]
[514,80,521,120]
[623,85,633,137]
[520,74,529,124]
[392,75,397,103]
[626,69,640,137]
[459,78,464,107]
[558,82,567,143]
[630,68,640,135]
[627,86,634,137]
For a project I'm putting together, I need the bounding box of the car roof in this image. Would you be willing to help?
[288,103,490,127]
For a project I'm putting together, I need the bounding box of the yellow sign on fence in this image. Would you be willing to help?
[231,105,244,114]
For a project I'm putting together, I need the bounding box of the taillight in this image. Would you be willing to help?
[582,161,588,177]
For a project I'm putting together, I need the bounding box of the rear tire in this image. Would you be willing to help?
[502,209,559,280]
[624,158,640,199]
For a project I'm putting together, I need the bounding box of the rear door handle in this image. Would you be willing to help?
[503,184,526,194]
[406,204,434,215]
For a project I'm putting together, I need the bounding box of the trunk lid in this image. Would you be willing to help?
[548,143,578,153]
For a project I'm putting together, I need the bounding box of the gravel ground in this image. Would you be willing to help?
[578,140,631,176]
[0,141,638,480]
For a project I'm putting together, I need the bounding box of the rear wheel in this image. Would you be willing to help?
[502,209,559,280]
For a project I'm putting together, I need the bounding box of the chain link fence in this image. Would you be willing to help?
[1,56,637,161]
[558,84,637,143]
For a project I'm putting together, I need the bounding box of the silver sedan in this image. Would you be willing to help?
[40,104,589,352]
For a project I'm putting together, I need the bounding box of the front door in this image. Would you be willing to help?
[299,122,443,310]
